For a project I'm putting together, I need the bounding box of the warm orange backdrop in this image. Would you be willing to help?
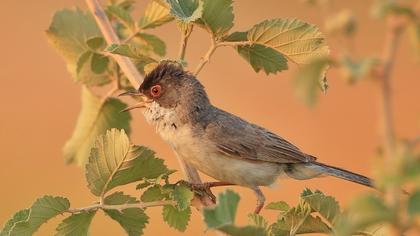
[1,0,419,235]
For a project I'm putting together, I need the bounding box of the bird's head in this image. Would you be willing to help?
[121,62,209,112]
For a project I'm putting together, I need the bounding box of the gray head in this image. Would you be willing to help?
[138,62,211,110]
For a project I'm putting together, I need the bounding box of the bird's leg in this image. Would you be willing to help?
[176,180,235,203]
[252,187,266,214]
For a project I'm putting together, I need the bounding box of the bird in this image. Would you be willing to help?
[121,61,372,214]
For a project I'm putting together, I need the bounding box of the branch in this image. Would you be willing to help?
[85,0,211,207]
[66,200,176,214]
[194,39,252,76]
[178,25,194,60]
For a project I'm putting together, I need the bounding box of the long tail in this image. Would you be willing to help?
[284,162,373,188]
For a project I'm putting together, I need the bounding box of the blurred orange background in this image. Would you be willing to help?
[1,0,419,235]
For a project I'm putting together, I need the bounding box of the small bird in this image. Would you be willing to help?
[122,62,372,213]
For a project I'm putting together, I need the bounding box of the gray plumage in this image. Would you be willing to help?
[133,62,372,212]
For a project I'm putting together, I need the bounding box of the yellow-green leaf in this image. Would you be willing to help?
[166,0,203,23]
[46,9,110,86]
[201,0,234,37]
[55,211,96,236]
[85,129,170,196]
[139,0,174,29]
[162,205,191,232]
[63,87,131,166]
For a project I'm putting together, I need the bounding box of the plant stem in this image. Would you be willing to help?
[194,36,217,75]
[178,25,194,60]
[85,0,212,208]
[66,200,176,214]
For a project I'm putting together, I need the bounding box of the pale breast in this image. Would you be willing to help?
[143,102,284,187]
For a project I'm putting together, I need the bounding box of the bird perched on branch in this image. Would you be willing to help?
[122,62,372,214]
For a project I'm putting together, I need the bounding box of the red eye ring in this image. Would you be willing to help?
[150,85,161,98]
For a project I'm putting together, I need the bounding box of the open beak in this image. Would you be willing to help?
[119,90,153,112]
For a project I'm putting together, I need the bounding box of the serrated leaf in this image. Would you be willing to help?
[8,196,70,236]
[86,129,170,196]
[172,185,194,210]
[104,192,149,236]
[293,57,331,106]
[76,51,92,75]
[91,53,110,74]
[136,33,166,56]
[237,44,288,74]
[301,190,340,223]
[0,209,30,236]
[106,44,155,60]
[166,0,203,23]
[162,205,191,232]
[336,194,392,236]
[63,87,131,166]
[408,190,420,216]
[86,36,105,50]
[141,186,166,202]
[201,0,234,37]
[136,182,152,190]
[46,9,109,86]
[339,56,378,83]
[247,18,329,65]
[271,213,331,236]
[139,0,174,29]
[219,225,266,236]
[55,211,96,236]
[203,190,240,228]
[107,4,135,30]
[265,201,290,212]
[248,213,269,233]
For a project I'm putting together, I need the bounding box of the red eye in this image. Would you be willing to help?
[150,85,161,98]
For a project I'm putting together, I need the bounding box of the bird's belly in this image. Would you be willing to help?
[161,129,282,186]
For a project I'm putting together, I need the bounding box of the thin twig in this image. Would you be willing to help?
[194,35,217,75]
[66,200,176,214]
[178,25,194,60]
[85,0,211,208]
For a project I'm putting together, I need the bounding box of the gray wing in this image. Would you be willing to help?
[202,107,314,164]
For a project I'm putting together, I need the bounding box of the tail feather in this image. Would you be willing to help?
[284,162,373,188]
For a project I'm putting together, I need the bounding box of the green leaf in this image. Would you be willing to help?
[76,51,92,75]
[203,190,240,228]
[271,214,331,236]
[335,194,392,236]
[46,9,109,86]
[201,0,234,37]
[107,4,135,30]
[247,18,329,65]
[139,0,174,29]
[8,196,70,236]
[137,33,166,56]
[248,213,269,233]
[301,190,340,223]
[55,211,96,236]
[339,56,378,83]
[292,57,331,106]
[136,182,153,189]
[106,44,155,60]
[141,186,166,202]
[218,225,266,236]
[86,129,170,196]
[172,185,194,210]
[162,205,191,232]
[237,44,288,74]
[103,192,149,236]
[91,53,110,74]
[63,87,131,166]
[408,190,420,216]
[166,0,203,23]
[0,209,30,236]
[86,36,105,50]
[265,201,290,212]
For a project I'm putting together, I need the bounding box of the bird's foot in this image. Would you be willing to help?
[176,180,234,204]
